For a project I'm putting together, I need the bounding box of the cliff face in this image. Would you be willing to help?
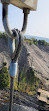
[24,43,49,89]
[0,38,10,68]
[0,38,49,89]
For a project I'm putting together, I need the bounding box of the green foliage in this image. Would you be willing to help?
[27,68,35,84]
[26,68,40,89]
[0,32,8,43]
[29,41,33,45]
[18,67,40,95]
[24,38,33,45]
[0,67,9,89]
[24,36,26,40]
[24,36,49,46]
[0,58,40,95]
[38,40,47,46]
[3,62,7,66]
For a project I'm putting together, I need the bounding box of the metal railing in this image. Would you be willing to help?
[2,3,30,111]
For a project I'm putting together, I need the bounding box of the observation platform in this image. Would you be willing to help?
[1,0,37,11]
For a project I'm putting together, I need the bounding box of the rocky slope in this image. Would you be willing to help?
[0,37,49,111]
[18,43,49,90]
[24,43,49,89]
[0,103,38,111]
[0,37,49,89]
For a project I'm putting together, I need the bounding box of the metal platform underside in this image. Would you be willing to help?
[1,0,37,10]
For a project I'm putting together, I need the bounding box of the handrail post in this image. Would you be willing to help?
[2,3,30,111]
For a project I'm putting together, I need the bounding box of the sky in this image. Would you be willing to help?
[0,0,49,38]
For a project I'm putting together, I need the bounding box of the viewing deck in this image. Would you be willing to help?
[1,0,37,10]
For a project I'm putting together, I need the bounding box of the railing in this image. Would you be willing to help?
[0,0,37,111]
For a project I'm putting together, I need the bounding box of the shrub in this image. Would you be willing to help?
[24,37,49,46]
[18,67,40,95]
[0,67,9,89]
[0,32,8,43]
[3,62,7,66]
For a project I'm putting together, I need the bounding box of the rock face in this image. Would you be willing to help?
[0,38,49,89]
[24,43,49,89]
[18,43,49,89]
[0,103,38,111]
[0,38,11,69]
[0,89,39,111]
